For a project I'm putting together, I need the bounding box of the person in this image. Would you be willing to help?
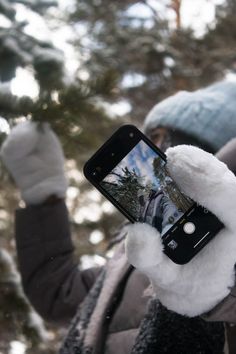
[2,80,236,354]
[144,80,236,154]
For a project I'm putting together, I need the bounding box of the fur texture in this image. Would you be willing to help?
[1,121,68,204]
[60,241,225,354]
[125,145,236,317]
[143,80,236,151]
[131,299,224,354]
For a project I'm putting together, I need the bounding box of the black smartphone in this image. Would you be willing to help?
[83,124,224,264]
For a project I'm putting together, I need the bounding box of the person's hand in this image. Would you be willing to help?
[125,145,236,317]
[0,121,68,205]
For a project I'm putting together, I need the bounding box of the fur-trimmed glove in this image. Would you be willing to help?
[0,121,68,205]
[125,145,236,317]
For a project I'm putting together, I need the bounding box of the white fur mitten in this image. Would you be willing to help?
[1,121,68,205]
[125,145,236,317]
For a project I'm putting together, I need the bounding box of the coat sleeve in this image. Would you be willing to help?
[15,200,102,325]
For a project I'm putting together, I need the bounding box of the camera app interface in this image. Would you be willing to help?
[101,140,193,237]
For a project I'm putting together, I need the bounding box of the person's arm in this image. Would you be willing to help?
[126,145,236,321]
[201,137,236,322]
[0,122,102,325]
[15,199,102,325]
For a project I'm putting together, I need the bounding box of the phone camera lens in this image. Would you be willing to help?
[129,132,134,138]
[96,166,102,172]
[111,152,115,157]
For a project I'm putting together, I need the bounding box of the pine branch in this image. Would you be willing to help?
[140,0,162,23]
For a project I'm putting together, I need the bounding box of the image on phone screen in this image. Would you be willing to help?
[100,140,194,237]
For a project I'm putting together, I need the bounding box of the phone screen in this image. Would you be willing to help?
[100,139,194,238]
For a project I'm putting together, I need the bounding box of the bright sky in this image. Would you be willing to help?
[9,0,227,101]
[126,0,225,35]
[9,341,26,354]
[181,0,225,36]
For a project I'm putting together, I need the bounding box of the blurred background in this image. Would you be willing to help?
[0,0,235,352]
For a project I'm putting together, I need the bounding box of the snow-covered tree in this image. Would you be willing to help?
[70,0,236,124]
[0,0,236,351]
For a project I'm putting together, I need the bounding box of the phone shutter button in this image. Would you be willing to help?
[183,222,196,234]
